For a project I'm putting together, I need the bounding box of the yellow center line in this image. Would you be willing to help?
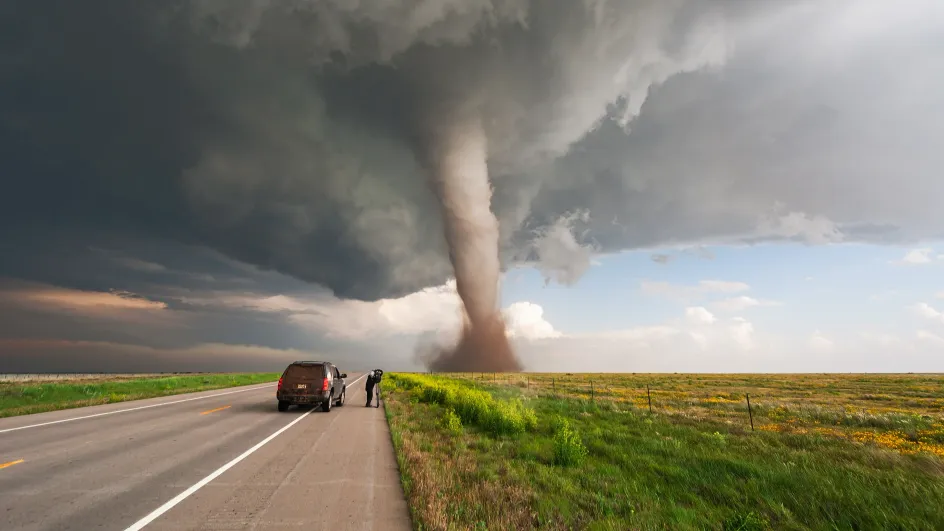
[200,405,231,415]
[0,459,24,470]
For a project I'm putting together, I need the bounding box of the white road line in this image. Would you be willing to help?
[124,374,367,531]
[0,383,276,434]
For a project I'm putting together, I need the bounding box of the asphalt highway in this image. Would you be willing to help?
[0,373,411,531]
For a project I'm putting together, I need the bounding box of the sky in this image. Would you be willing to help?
[502,243,944,372]
[2,1,944,373]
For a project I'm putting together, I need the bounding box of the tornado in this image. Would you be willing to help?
[415,108,522,373]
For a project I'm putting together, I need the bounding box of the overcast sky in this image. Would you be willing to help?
[2,1,943,373]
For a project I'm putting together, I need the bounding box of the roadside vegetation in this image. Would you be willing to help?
[384,372,944,530]
[0,373,279,418]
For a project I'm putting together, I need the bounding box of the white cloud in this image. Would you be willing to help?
[756,210,844,245]
[293,283,465,339]
[376,282,464,331]
[180,281,565,342]
[809,331,834,352]
[729,317,755,350]
[641,279,750,301]
[913,302,944,325]
[698,281,752,293]
[902,248,932,264]
[518,303,753,358]
[529,211,596,286]
[685,306,717,325]
[859,332,908,349]
[892,248,939,265]
[711,296,780,312]
[688,331,709,350]
[183,281,463,339]
[936,291,944,300]
[642,281,775,322]
[514,324,944,373]
[682,307,755,352]
[587,325,681,343]
[502,302,561,340]
[917,330,944,347]
[518,314,758,370]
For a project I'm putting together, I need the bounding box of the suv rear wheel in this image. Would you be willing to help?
[321,394,332,412]
[335,387,346,407]
[277,400,289,412]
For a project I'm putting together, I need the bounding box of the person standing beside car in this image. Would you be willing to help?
[365,369,383,407]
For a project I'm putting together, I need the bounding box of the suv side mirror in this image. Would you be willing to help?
[340,373,348,378]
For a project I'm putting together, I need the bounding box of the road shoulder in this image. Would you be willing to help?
[144,378,412,531]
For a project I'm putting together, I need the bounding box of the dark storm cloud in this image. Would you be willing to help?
[513,2,944,256]
[3,0,943,308]
[0,0,751,302]
[0,275,340,353]
[0,0,447,301]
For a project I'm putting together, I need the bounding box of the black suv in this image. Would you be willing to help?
[276,361,347,412]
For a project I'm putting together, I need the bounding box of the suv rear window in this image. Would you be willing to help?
[284,363,325,380]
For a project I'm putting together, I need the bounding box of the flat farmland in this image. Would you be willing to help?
[0,373,279,418]
[384,373,944,531]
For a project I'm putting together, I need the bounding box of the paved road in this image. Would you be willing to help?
[0,374,411,531]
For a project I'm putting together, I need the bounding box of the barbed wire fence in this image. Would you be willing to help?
[432,372,773,432]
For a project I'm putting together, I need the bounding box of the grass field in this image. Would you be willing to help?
[0,373,279,418]
[384,372,944,531]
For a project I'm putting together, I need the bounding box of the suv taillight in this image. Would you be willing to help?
[322,377,330,391]
[277,377,283,391]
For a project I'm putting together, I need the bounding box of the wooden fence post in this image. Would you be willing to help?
[590,379,594,401]
[552,377,556,394]
[746,393,755,431]
[647,385,653,414]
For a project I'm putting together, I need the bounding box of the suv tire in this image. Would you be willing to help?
[277,400,289,412]
[321,394,332,412]
[335,387,346,407]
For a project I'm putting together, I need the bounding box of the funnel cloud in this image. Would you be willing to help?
[415,109,520,371]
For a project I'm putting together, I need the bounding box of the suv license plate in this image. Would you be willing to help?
[296,384,307,389]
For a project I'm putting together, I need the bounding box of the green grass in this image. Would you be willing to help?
[384,373,944,531]
[396,373,538,436]
[0,373,279,418]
